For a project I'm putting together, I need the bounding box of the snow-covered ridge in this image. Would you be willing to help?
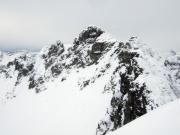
[0,26,179,135]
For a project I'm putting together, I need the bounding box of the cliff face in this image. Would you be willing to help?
[0,26,179,135]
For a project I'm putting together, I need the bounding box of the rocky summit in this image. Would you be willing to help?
[0,26,180,135]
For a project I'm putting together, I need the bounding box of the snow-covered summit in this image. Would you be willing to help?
[0,26,179,135]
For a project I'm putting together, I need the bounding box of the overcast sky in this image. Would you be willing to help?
[0,0,180,52]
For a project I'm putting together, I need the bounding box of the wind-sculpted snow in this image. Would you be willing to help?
[0,26,179,135]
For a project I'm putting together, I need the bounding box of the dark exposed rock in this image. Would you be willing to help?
[5,54,35,87]
[48,41,64,57]
[67,26,114,68]
[89,42,107,63]
[61,77,66,82]
[29,76,36,89]
[0,65,11,78]
[96,45,151,135]
[42,41,65,70]
[51,64,62,77]
[74,26,104,45]
[7,61,14,68]
[29,75,45,93]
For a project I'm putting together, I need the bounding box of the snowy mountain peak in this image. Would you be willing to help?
[0,26,179,135]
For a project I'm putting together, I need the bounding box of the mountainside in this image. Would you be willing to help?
[0,26,180,135]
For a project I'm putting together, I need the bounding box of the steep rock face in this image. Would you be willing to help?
[28,41,65,92]
[96,40,152,135]
[42,40,65,70]
[74,26,104,44]
[0,26,179,135]
[69,26,112,67]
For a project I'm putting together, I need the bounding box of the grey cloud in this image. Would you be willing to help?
[0,0,179,52]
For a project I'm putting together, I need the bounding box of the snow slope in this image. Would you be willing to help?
[0,75,112,135]
[108,99,180,135]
